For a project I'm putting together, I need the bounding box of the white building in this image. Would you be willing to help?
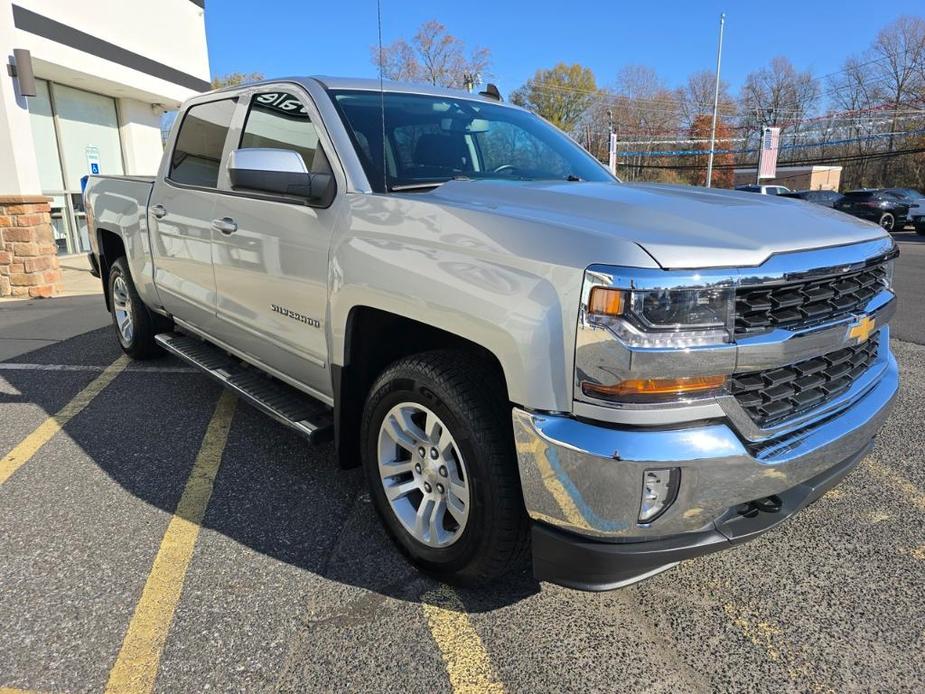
[1,0,210,256]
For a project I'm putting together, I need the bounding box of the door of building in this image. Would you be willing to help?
[27,80,125,255]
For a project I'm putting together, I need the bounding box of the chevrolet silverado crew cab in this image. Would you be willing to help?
[84,77,899,591]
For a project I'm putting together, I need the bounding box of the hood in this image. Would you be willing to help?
[424,180,888,269]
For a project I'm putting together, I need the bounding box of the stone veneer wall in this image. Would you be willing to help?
[0,195,62,298]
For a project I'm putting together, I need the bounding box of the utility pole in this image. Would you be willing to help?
[705,12,726,188]
[607,109,617,176]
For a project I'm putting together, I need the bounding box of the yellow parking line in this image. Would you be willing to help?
[722,603,830,691]
[865,459,925,513]
[421,585,505,694]
[105,391,237,694]
[0,355,130,486]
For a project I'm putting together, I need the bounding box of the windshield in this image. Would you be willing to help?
[330,90,614,192]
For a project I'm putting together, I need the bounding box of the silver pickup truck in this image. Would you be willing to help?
[84,77,898,591]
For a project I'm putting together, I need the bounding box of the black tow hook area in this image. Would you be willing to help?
[735,494,783,518]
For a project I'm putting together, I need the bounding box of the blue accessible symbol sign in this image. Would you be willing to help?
[86,145,101,176]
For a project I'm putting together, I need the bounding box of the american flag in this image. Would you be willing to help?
[758,127,781,180]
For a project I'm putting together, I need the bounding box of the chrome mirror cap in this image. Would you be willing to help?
[228,147,308,174]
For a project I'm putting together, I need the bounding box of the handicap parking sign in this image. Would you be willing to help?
[86,145,101,176]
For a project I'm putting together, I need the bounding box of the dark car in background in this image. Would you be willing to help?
[883,188,924,233]
[780,189,844,208]
[833,190,910,231]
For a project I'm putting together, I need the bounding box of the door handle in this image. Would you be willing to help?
[151,204,167,219]
[211,217,238,235]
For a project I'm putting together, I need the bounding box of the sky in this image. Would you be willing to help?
[204,1,925,97]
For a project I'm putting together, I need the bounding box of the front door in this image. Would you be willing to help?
[209,89,336,397]
[149,98,237,330]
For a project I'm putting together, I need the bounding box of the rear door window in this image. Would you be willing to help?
[169,99,237,188]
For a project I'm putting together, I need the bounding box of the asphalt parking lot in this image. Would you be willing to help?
[1,233,924,693]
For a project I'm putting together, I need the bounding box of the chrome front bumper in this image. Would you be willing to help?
[513,348,898,542]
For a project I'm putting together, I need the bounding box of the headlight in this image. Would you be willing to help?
[576,267,736,405]
[586,285,734,348]
[882,258,895,290]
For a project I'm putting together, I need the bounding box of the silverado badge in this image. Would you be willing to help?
[848,315,876,344]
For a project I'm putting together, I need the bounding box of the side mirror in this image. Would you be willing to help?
[228,148,335,207]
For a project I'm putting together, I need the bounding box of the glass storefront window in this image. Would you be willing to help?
[49,195,70,254]
[28,80,66,192]
[26,80,125,255]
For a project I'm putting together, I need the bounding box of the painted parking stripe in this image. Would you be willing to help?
[422,585,505,694]
[105,391,236,694]
[0,355,130,486]
[0,363,196,374]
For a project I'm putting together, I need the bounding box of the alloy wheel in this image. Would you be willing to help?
[377,402,470,547]
[112,275,134,346]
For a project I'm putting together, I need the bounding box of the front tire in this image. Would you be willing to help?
[108,257,168,359]
[361,350,529,584]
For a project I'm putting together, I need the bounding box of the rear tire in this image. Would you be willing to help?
[360,350,529,585]
[916,222,925,236]
[108,256,169,359]
[879,212,895,231]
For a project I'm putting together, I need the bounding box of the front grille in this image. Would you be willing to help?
[731,333,880,427]
[735,263,888,335]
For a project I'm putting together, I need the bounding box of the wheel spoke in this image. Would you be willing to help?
[415,498,433,540]
[437,427,454,457]
[446,492,466,525]
[385,478,419,502]
[448,480,469,506]
[379,458,415,480]
[383,413,417,452]
[428,498,446,545]
[425,410,442,443]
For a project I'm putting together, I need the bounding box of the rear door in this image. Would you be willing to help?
[209,87,339,398]
[149,98,237,330]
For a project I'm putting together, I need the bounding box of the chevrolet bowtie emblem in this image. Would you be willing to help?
[848,315,876,343]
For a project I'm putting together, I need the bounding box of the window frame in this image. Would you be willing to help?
[162,83,343,209]
[166,97,239,190]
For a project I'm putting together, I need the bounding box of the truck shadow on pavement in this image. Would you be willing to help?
[0,326,540,613]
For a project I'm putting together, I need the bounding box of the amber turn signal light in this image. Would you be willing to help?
[588,287,624,317]
[583,374,727,400]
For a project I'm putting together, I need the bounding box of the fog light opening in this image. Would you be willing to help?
[638,468,680,523]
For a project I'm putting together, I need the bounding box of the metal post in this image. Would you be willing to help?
[607,109,616,176]
[705,13,725,188]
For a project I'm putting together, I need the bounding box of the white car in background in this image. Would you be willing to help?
[735,184,792,195]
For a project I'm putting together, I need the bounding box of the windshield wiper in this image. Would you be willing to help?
[565,174,583,182]
[389,176,470,192]
[389,181,449,191]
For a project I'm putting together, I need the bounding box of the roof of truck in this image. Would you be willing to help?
[209,75,508,104]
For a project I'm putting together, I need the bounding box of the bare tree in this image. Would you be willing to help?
[371,20,491,89]
[675,69,736,130]
[870,17,925,175]
[739,56,819,127]
[608,66,681,180]
[211,72,264,90]
[511,63,598,132]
